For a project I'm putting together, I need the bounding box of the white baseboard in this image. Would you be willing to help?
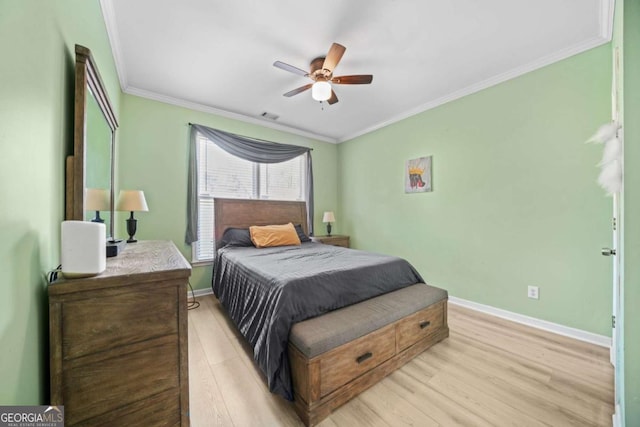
[189,287,214,299]
[449,296,611,348]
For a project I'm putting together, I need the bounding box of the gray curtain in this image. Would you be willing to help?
[185,128,199,244]
[186,123,314,244]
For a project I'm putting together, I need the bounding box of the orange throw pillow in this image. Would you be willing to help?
[250,223,301,248]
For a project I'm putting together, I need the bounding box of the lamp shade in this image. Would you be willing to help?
[322,211,336,223]
[312,81,331,101]
[116,190,149,212]
[85,188,110,211]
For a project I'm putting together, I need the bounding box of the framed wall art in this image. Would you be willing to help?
[405,156,432,193]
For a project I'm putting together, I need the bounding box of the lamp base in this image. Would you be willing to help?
[126,213,138,243]
[326,223,332,236]
[106,239,126,257]
[91,211,105,223]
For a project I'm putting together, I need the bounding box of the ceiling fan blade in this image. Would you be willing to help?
[327,90,339,105]
[322,43,346,72]
[283,83,313,97]
[274,61,309,77]
[331,75,373,84]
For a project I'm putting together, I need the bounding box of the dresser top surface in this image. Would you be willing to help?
[50,240,191,294]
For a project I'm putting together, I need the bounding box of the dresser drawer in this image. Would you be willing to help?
[63,335,180,425]
[73,388,181,427]
[62,284,178,359]
[396,301,445,352]
[318,324,395,397]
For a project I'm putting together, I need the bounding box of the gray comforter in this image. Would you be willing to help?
[212,242,423,400]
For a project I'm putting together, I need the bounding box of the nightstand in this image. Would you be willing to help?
[313,235,350,248]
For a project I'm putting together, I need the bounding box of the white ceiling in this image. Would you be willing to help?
[101,0,612,143]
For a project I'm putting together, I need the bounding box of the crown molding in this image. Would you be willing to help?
[339,0,614,142]
[101,0,335,143]
[339,35,612,142]
[99,0,128,91]
[100,0,613,145]
[124,86,338,144]
[600,0,615,40]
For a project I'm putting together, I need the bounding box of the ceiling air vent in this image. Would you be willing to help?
[261,112,279,121]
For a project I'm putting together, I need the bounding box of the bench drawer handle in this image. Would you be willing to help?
[356,352,373,364]
[419,321,431,329]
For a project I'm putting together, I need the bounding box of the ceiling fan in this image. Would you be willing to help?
[273,42,373,105]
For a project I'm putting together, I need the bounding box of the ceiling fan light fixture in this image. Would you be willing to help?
[311,81,331,101]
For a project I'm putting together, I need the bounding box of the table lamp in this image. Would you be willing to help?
[85,188,109,223]
[322,211,335,236]
[116,190,149,243]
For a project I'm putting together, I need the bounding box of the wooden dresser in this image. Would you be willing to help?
[312,235,350,248]
[49,240,192,426]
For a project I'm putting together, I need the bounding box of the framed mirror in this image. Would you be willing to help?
[66,44,118,239]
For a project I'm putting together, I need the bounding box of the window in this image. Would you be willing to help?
[192,133,306,262]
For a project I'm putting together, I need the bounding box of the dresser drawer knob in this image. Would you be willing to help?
[356,352,373,364]
[419,321,431,329]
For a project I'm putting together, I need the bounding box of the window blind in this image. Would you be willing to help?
[193,134,306,262]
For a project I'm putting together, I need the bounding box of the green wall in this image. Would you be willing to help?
[0,0,120,404]
[623,0,640,423]
[338,46,613,336]
[3,0,636,419]
[116,94,338,290]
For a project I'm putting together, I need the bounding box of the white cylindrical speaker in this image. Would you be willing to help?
[61,221,106,278]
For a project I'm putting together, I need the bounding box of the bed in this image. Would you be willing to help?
[212,198,449,425]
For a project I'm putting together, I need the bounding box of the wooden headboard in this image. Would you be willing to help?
[213,198,308,242]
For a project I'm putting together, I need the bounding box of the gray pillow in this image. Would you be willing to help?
[218,228,254,248]
[294,224,311,243]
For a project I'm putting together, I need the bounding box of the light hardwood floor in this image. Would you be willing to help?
[188,295,613,426]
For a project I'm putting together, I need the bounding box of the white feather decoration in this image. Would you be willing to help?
[587,122,620,144]
[598,136,622,166]
[587,122,623,195]
[598,159,622,195]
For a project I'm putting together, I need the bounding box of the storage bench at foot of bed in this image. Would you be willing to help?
[288,284,449,426]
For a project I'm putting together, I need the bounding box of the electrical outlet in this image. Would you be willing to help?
[528,285,539,300]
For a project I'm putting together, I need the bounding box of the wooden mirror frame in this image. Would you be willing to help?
[66,44,118,237]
